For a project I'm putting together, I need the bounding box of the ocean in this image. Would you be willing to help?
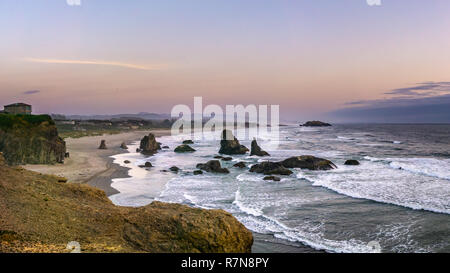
[108,124,450,253]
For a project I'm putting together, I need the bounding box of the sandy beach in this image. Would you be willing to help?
[23,129,171,196]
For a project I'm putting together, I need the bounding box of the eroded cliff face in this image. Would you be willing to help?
[0,114,66,165]
[0,154,253,253]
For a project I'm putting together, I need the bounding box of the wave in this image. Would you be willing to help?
[388,158,450,181]
[233,200,376,253]
[303,163,450,214]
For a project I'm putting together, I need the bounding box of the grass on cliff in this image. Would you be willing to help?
[0,114,54,130]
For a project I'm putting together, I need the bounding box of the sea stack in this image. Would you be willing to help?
[219,129,249,155]
[139,133,161,155]
[98,140,107,150]
[250,139,270,156]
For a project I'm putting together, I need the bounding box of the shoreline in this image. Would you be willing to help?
[23,129,171,196]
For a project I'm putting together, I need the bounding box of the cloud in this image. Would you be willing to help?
[23,58,164,71]
[384,82,450,97]
[22,90,40,95]
[330,82,450,123]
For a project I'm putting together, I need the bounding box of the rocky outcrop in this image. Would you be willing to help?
[174,145,196,153]
[98,140,107,150]
[222,157,233,161]
[301,121,332,127]
[169,166,180,172]
[249,162,293,176]
[182,140,194,144]
[0,114,66,165]
[250,139,270,156]
[193,170,203,175]
[233,162,246,168]
[263,176,281,182]
[345,160,360,166]
[280,156,337,170]
[219,130,249,155]
[196,160,230,174]
[120,142,128,149]
[0,160,253,253]
[139,133,161,155]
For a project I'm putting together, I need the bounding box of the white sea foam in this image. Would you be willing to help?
[305,161,450,214]
[388,157,450,180]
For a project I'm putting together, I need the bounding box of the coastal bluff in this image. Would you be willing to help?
[0,153,253,253]
[0,114,66,165]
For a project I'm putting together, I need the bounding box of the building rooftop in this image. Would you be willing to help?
[5,103,32,107]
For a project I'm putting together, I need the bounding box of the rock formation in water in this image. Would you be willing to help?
[0,154,253,253]
[263,176,281,181]
[249,161,293,176]
[250,139,270,157]
[196,160,230,174]
[300,121,332,127]
[182,140,194,144]
[98,140,107,150]
[280,156,336,170]
[233,162,246,168]
[139,133,161,155]
[169,166,180,172]
[219,130,249,155]
[120,142,128,149]
[344,159,360,166]
[0,114,66,165]
[193,170,203,175]
[174,144,196,153]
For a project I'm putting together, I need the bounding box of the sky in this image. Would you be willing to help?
[0,0,449,122]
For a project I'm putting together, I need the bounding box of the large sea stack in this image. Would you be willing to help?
[139,133,161,155]
[0,114,66,165]
[219,130,249,155]
[250,139,270,157]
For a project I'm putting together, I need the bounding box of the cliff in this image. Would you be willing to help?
[0,154,253,253]
[0,114,66,165]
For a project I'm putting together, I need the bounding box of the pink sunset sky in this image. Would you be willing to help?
[1,0,449,122]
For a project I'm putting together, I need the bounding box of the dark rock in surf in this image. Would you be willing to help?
[219,130,249,155]
[193,170,203,175]
[249,162,293,176]
[222,157,233,162]
[169,166,180,172]
[250,139,270,157]
[344,160,360,166]
[196,160,230,174]
[174,144,196,153]
[233,162,246,168]
[280,156,336,170]
[182,140,194,144]
[120,142,128,149]
[263,176,281,182]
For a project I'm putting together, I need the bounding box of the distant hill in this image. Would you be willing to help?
[61,112,171,121]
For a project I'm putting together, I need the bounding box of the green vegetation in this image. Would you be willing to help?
[0,114,54,130]
[0,114,65,165]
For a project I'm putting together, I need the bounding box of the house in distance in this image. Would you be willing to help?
[1,103,32,115]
